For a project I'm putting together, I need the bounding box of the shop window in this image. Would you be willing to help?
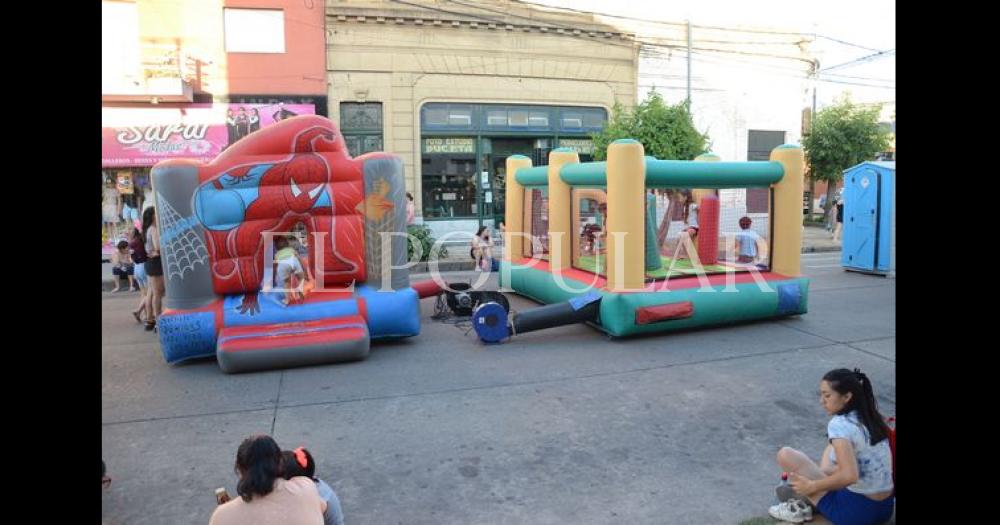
[449,109,472,126]
[487,110,508,126]
[421,155,477,218]
[425,107,449,126]
[422,103,475,129]
[340,102,383,157]
[583,109,606,129]
[529,111,550,127]
[509,110,530,127]
[224,8,285,53]
[561,112,583,130]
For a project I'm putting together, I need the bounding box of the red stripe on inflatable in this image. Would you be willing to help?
[220,327,368,352]
[213,299,224,333]
[635,302,694,325]
[219,316,365,338]
[697,194,720,265]
[356,296,368,323]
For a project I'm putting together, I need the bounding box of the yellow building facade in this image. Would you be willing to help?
[326,0,638,236]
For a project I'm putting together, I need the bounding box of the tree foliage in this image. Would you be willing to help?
[803,95,891,184]
[591,91,710,161]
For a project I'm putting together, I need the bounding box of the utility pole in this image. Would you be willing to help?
[686,20,692,105]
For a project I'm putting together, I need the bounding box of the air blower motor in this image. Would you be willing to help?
[439,282,511,317]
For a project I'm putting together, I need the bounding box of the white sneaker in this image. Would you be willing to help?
[475,266,482,271]
[768,498,813,523]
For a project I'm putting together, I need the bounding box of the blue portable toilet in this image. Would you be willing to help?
[841,161,895,276]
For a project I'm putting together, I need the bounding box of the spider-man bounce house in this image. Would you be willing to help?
[151,115,424,373]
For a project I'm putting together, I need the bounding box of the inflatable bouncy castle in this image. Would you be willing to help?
[150,116,423,373]
[474,139,810,343]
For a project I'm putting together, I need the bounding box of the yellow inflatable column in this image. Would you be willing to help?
[504,155,532,261]
[692,153,720,203]
[606,139,646,291]
[770,144,805,276]
[547,149,580,271]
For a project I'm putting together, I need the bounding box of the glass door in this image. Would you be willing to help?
[479,138,535,228]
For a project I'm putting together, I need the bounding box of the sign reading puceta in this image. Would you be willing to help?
[102,103,316,167]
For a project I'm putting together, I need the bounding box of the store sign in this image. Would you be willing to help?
[424,137,475,154]
[558,138,595,155]
[102,103,316,167]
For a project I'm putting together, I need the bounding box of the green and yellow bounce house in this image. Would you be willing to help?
[472,139,809,343]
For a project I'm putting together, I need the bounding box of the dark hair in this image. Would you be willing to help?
[281,448,316,480]
[406,192,413,201]
[234,434,282,502]
[274,236,290,250]
[141,207,156,238]
[475,226,487,237]
[117,240,129,250]
[823,368,889,446]
[739,216,752,229]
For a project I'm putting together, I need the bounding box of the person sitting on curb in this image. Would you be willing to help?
[210,434,327,525]
[282,447,345,525]
[769,368,895,525]
[110,240,136,292]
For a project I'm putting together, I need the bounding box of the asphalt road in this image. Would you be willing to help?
[101,251,894,524]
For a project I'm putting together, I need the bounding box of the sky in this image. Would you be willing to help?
[524,0,896,111]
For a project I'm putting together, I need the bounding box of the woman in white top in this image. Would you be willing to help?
[471,226,491,271]
[770,368,895,524]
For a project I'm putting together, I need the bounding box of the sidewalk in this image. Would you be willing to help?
[102,228,843,290]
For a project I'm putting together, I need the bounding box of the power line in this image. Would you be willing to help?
[814,34,882,53]
[820,49,895,72]
[511,0,890,53]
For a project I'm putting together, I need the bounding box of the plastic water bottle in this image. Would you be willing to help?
[775,472,796,502]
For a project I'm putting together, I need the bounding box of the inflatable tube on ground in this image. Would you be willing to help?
[511,293,602,334]
[473,290,602,343]
[217,316,370,373]
[411,279,444,298]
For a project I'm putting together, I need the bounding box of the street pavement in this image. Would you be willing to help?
[101,250,894,524]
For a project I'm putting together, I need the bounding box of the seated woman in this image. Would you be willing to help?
[110,240,136,292]
[209,434,327,525]
[769,368,895,525]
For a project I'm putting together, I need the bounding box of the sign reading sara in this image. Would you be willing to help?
[424,137,475,154]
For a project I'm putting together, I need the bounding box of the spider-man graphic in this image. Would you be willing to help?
[194,125,359,315]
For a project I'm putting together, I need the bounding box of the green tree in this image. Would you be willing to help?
[591,90,710,161]
[591,90,710,245]
[803,95,891,219]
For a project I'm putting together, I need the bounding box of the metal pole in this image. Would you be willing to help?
[686,20,692,104]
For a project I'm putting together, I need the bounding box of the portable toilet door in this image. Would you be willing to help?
[841,162,893,274]
[841,165,882,272]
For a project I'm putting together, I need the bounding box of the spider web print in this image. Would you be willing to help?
[157,193,210,281]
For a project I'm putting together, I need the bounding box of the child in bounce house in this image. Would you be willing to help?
[269,236,307,306]
[734,216,768,266]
